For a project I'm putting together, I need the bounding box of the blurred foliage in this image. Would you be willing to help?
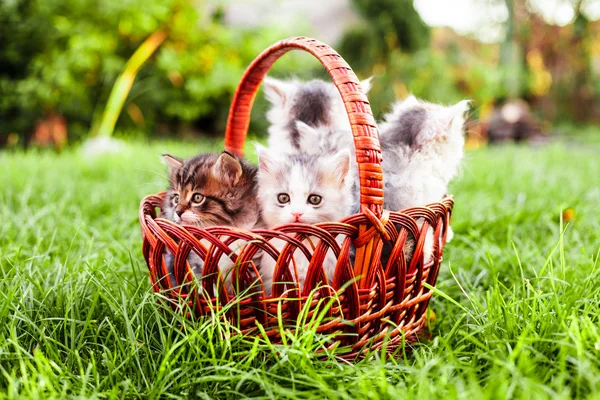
[0,0,302,144]
[338,0,471,118]
[338,0,600,127]
[339,0,429,71]
[94,29,168,138]
[336,0,522,121]
[2,0,600,146]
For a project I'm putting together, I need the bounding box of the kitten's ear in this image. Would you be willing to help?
[321,150,351,187]
[360,76,373,94]
[332,149,351,177]
[256,144,277,175]
[395,95,419,112]
[296,121,330,151]
[381,95,420,127]
[445,100,471,129]
[379,96,426,145]
[162,154,183,175]
[262,76,294,108]
[213,151,243,186]
[419,100,471,143]
[295,121,319,139]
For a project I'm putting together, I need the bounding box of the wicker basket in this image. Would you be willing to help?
[139,36,454,358]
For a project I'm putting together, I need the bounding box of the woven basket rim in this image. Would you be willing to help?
[141,192,454,231]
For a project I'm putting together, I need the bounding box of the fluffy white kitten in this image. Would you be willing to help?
[256,144,352,294]
[262,76,371,156]
[378,96,470,262]
[261,76,370,212]
[262,77,469,263]
[379,96,469,213]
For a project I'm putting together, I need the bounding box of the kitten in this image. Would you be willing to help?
[375,96,469,263]
[262,77,469,264]
[162,151,262,290]
[262,76,371,156]
[379,96,469,214]
[261,76,370,211]
[256,144,352,294]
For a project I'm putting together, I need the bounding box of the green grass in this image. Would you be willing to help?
[1,136,599,399]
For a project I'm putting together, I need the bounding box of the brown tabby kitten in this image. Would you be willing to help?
[162,151,261,230]
[161,151,262,289]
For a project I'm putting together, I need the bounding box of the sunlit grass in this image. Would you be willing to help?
[1,137,599,398]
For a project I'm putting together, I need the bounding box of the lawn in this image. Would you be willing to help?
[1,136,599,399]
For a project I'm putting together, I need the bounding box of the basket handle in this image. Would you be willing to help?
[224,36,384,217]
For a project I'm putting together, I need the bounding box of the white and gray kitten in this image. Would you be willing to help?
[261,76,370,215]
[256,145,352,294]
[378,96,470,261]
[262,76,371,157]
[379,96,469,214]
[262,77,469,263]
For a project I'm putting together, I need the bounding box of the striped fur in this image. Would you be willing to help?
[161,152,262,290]
[162,152,260,230]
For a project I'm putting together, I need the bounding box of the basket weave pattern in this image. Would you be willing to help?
[139,37,454,357]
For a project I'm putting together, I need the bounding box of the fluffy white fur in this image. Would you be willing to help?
[378,96,470,260]
[256,145,352,294]
[379,96,470,211]
[261,77,469,265]
[262,76,371,156]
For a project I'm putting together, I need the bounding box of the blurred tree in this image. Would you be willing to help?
[569,0,595,121]
[339,0,429,69]
[336,0,600,127]
[337,0,433,117]
[0,0,298,146]
[339,0,429,70]
[500,0,524,99]
[0,1,52,139]
[352,0,430,52]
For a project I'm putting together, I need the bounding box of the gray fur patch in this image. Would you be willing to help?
[288,81,332,149]
[382,107,427,149]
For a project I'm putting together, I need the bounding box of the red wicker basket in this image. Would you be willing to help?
[139,37,453,358]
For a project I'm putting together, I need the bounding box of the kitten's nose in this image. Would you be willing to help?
[176,210,184,217]
[292,213,303,222]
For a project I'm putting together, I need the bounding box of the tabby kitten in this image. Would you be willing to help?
[163,151,260,229]
[162,151,262,289]
[256,144,352,294]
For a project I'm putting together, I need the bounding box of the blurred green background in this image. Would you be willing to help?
[1,0,599,146]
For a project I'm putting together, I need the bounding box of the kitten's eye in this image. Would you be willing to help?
[191,193,205,204]
[172,194,179,205]
[307,194,322,205]
[277,193,290,204]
